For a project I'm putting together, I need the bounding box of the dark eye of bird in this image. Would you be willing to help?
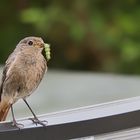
[28,40,33,46]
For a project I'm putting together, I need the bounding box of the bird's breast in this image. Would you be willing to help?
[19,52,47,92]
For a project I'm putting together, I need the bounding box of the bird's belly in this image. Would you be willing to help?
[18,67,45,95]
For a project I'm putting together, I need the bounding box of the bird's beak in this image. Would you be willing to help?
[35,43,45,48]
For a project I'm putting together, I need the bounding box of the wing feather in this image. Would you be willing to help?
[0,52,16,100]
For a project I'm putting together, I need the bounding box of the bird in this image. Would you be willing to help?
[0,36,49,128]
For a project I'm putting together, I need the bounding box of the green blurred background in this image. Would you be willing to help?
[0,0,140,74]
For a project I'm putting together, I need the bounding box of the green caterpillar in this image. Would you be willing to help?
[45,44,51,61]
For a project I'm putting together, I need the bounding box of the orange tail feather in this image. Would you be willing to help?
[0,101,11,121]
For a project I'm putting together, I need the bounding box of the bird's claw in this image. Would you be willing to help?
[29,117,47,127]
[12,121,24,129]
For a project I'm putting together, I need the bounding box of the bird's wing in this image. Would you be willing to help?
[0,52,16,99]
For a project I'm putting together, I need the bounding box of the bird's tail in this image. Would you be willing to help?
[0,100,11,121]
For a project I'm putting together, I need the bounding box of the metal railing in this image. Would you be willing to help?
[1,96,140,140]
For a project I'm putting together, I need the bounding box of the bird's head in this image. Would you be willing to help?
[18,36,45,49]
[16,36,51,61]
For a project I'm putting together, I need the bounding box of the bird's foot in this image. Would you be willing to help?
[29,117,47,127]
[12,120,24,129]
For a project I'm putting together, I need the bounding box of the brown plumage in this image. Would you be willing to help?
[0,37,47,127]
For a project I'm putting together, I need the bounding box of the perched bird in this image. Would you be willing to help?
[0,36,49,128]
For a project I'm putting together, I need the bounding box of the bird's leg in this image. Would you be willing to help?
[23,99,47,127]
[11,104,24,129]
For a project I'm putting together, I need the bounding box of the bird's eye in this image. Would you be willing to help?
[28,41,33,46]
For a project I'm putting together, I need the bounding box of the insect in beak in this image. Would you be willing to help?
[44,44,51,61]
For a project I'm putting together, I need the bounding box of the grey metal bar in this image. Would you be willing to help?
[1,96,140,139]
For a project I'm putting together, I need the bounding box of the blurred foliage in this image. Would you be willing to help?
[0,0,140,74]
